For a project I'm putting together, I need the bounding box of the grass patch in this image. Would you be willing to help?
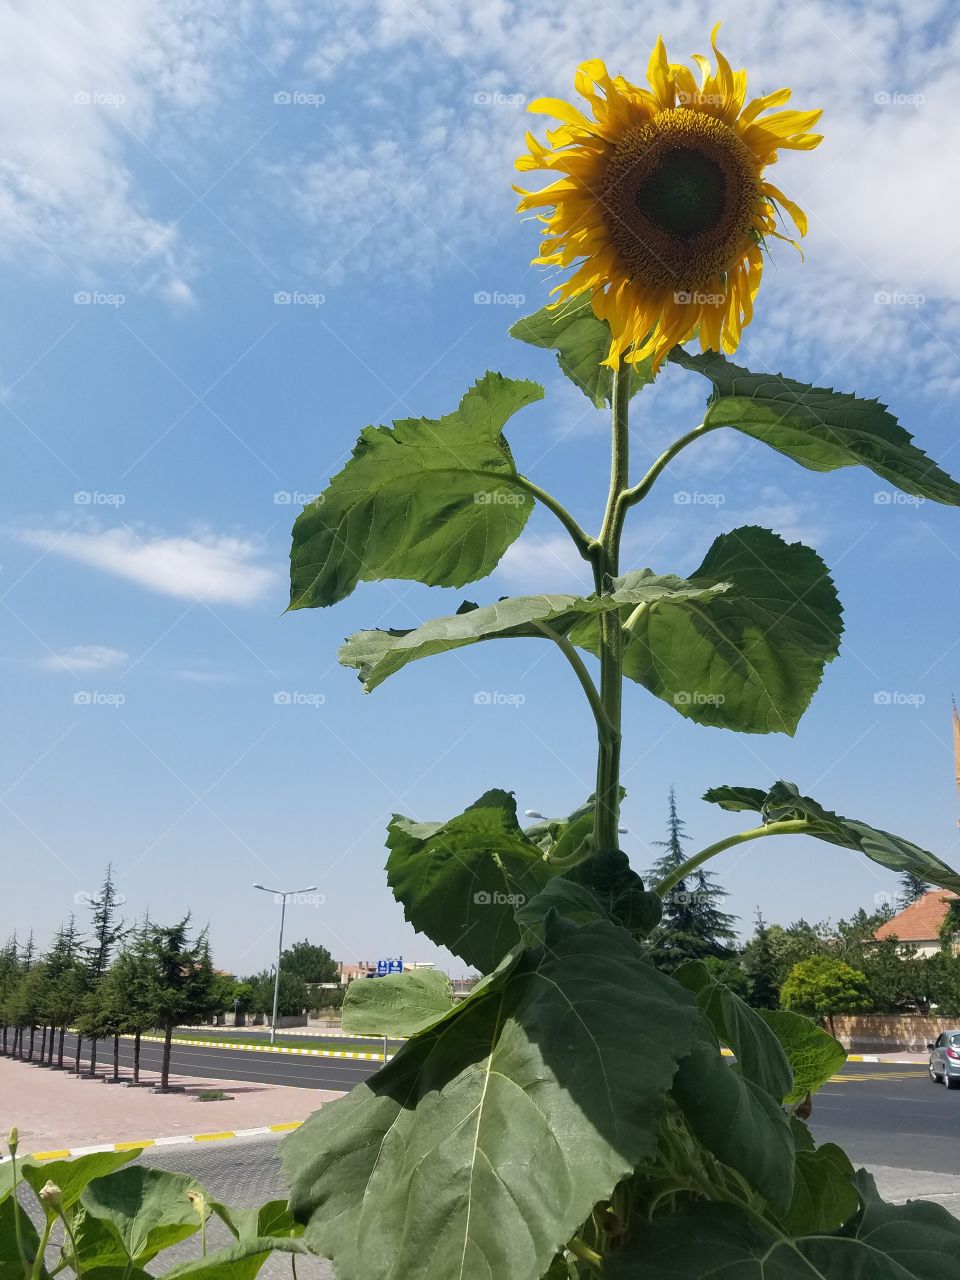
[195,1089,232,1102]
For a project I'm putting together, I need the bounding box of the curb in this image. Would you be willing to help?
[125,1033,392,1063]
[21,1121,305,1164]
[718,1048,925,1066]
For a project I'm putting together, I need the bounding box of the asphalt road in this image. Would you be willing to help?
[57,1030,386,1091]
[42,1040,960,1175]
[808,1061,960,1174]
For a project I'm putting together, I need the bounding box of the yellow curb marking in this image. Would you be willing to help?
[31,1150,71,1162]
[193,1131,237,1142]
[115,1140,155,1151]
[131,1034,387,1062]
[268,1121,302,1132]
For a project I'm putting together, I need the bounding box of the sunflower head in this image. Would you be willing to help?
[515,26,823,371]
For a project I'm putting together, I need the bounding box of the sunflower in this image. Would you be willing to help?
[515,26,823,372]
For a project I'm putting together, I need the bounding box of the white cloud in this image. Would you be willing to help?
[15,525,277,605]
[494,532,593,593]
[37,644,128,674]
[173,665,236,683]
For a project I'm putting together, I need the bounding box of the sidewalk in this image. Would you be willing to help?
[867,1164,960,1215]
[0,1058,341,1158]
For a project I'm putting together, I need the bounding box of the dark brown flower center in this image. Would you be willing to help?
[601,109,761,291]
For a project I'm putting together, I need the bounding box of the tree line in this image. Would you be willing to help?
[0,868,340,1089]
[645,788,960,1028]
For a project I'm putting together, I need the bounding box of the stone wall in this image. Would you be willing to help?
[831,1014,958,1051]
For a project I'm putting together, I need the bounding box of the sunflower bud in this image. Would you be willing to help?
[39,1180,63,1210]
[6,1127,17,1155]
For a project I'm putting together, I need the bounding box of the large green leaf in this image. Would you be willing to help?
[514,876,607,935]
[608,1179,960,1277]
[704,780,960,896]
[510,297,655,406]
[282,916,702,1280]
[80,1167,203,1266]
[18,1150,137,1219]
[386,789,557,973]
[673,960,792,1100]
[672,348,960,505]
[342,968,457,1037]
[289,372,542,609]
[0,1196,42,1270]
[565,849,662,938]
[341,572,729,692]
[756,1009,847,1104]
[672,1044,795,1210]
[783,1143,860,1234]
[594,526,842,734]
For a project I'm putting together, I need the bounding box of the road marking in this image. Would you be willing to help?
[828,1071,927,1082]
[6,1120,310,1163]
[129,1034,391,1062]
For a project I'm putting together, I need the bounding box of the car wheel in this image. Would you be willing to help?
[945,1073,958,1090]
[931,1065,942,1082]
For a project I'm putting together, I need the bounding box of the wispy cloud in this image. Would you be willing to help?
[15,525,278,606]
[37,644,128,674]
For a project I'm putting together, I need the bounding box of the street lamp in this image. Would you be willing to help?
[253,883,318,1045]
[524,808,629,834]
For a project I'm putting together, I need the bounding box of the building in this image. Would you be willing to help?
[874,889,959,957]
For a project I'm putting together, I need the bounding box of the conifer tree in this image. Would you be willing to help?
[645,787,738,971]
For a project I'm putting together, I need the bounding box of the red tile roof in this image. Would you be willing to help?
[875,889,958,942]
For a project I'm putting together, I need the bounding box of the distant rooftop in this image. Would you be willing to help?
[874,889,958,942]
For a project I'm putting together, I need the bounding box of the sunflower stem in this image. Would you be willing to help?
[615,420,720,531]
[512,475,594,562]
[532,621,616,747]
[592,365,630,855]
[654,819,812,897]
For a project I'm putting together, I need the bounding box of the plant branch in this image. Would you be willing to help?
[512,474,596,562]
[533,622,615,746]
[612,421,721,543]
[654,819,813,897]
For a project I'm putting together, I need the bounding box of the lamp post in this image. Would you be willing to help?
[253,883,318,1045]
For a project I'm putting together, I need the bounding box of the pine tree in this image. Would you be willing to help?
[145,916,216,1090]
[898,872,930,909]
[744,910,780,1009]
[645,787,738,971]
[79,866,128,1077]
[42,918,84,1066]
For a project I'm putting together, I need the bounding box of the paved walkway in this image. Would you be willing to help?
[868,1164,960,1215]
[0,1057,340,1157]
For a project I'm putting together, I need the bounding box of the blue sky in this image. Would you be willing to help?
[4,0,960,975]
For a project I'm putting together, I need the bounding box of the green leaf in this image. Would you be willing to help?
[606,526,843,734]
[702,784,769,813]
[756,1008,847,1104]
[609,1181,960,1278]
[704,780,960,896]
[162,1241,287,1279]
[289,372,542,609]
[18,1150,138,1219]
[783,1142,860,1234]
[341,572,729,692]
[80,1167,203,1266]
[565,849,662,939]
[672,348,960,505]
[341,969,457,1038]
[386,789,557,973]
[210,1198,303,1244]
[673,960,792,1100]
[671,1044,795,1210]
[0,1196,42,1270]
[514,877,608,936]
[282,915,702,1280]
[510,297,656,407]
